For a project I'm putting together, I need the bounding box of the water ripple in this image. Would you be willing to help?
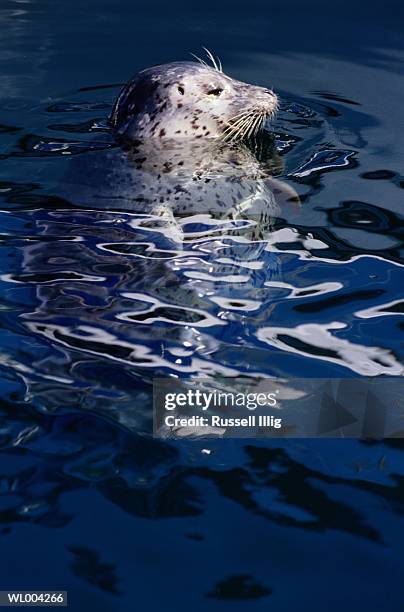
[0,86,400,398]
[290,149,357,179]
[256,322,403,376]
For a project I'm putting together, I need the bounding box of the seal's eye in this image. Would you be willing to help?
[207,88,224,97]
[177,86,185,95]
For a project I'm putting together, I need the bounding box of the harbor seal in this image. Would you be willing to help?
[110,58,278,142]
[63,55,298,225]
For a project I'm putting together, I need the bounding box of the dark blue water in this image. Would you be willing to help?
[1,0,404,609]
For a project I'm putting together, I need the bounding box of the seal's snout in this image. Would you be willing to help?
[266,89,278,108]
[251,86,278,115]
[221,82,278,142]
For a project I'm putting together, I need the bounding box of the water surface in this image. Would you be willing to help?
[0,0,404,609]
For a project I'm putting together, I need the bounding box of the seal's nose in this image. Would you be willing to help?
[256,88,278,114]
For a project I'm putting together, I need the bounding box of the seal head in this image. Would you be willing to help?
[110,61,278,142]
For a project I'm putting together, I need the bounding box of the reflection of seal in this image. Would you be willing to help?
[110,57,278,142]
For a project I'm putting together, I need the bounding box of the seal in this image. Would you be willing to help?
[110,57,278,142]
[63,55,297,225]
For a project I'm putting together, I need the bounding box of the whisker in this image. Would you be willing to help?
[222,113,252,133]
[226,110,253,122]
[202,47,223,73]
[234,115,256,141]
[242,113,256,138]
[255,113,264,133]
[222,123,245,142]
[222,115,253,141]
[258,113,267,134]
[222,106,272,142]
[223,120,248,142]
[190,53,209,68]
[247,113,262,139]
[245,118,258,140]
[257,113,266,134]
[251,115,260,138]
[236,112,257,141]
[229,117,253,142]
[222,119,251,139]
